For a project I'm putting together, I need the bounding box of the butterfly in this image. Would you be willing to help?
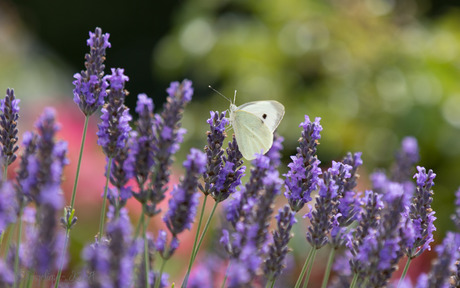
[228,95,285,160]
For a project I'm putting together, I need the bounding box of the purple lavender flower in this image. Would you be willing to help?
[96,68,132,158]
[149,80,193,213]
[73,27,110,116]
[223,154,282,286]
[264,205,296,280]
[105,208,135,287]
[75,238,111,288]
[284,115,322,212]
[0,88,20,166]
[212,135,245,203]
[0,181,18,234]
[200,111,229,197]
[131,94,155,199]
[356,182,409,287]
[200,112,245,203]
[15,131,38,206]
[418,232,460,288]
[404,166,436,259]
[305,175,337,249]
[0,260,14,287]
[349,190,383,274]
[225,153,270,227]
[163,148,206,239]
[391,136,420,183]
[20,108,69,275]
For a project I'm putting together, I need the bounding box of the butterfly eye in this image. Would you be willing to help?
[262,114,267,119]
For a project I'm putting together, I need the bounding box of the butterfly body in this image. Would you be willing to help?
[229,100,285,160]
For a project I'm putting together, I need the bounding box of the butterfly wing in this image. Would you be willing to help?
[233,110,273,160]
[237,101,285,132]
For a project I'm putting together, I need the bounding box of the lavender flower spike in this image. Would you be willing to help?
[22,108,69,275]
[73,27,110,116]
[97,68,132,158]
[264,205,296,280]
[150,79,193,210]
[284,115,322,212]
[163,148,206,238]
[131,94,155,195]
[0,88,20,167]
[391,136,420,183]
[404,166,436,259]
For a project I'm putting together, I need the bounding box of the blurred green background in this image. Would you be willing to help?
[2,0,460,284]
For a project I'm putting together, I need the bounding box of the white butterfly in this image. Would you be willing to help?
[228,94,285,160]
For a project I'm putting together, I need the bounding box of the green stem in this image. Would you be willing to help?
[398,257,412,288]
[2,225,13,257]
[350,273,358,288]
[142,206,150,288]
[321,247,335,288]
[294,248,315,288]
[221,260,231,288]
[181,195,208,288]
[302,249,317,288]
[265,278,276,288]
[53,116,89,287]
[3,164,8,182]
[98,157,113,240]
[13,207,23,288]
[154,258,167,288]
[70,115,89,210]
[134,212,143,238]
[53,228,70,288]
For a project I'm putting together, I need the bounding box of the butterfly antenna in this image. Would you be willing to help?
[233,90,237,104]
[208,85,232,104]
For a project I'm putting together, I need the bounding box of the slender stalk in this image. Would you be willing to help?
[302,249,317,288]
[13,207,23,288]
[3,164,7,182]
[321,247,336,288]
[350,273,358,288]
[70,115,90,210]
[192,199,219,261]
[294,248,315,288]
[98,157,113,239]
[221,260,231,288]
[154,257,167,288]
[143,205,150,288]
[26,269,34,288]
[134,212,143,238]
[53,228,70,288]
[2,225,13,258]
[398,257,412,288]
[266,278,276,288]
[181,194,208,288]
[54,115,90,286]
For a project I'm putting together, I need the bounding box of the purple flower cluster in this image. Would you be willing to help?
[14,131,38,207]
[20,108,69,275]
[149,80,193,214]
[0,181,17,235]
[415,232,460,288]
[73,27,110,116]
[284,116,322,212]
[163,148,206,253]
[404,166,436,258]
[355,182,409,287]
[200,111,245,203]
[131,94,155,194]
[222,154,282,286]
[391,136,420,183]
[264,205,296,280]
[0,88,20,167]
[97,68,132,158]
